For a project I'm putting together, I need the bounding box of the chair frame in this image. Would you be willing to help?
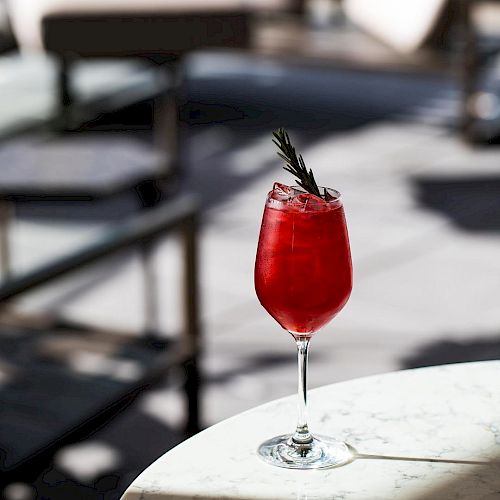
[0,193,201,489]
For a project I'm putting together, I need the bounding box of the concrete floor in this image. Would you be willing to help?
[2,51,500,498]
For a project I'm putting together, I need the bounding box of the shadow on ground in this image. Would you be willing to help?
[401,335,500,369]
[207,352,298,385]
[403,175,500,369]
[31,398,183,500]
[413,175,500,232]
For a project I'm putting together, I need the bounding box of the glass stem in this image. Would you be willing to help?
[292,337,313,446]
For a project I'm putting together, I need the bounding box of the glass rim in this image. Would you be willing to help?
[266,184,343,210]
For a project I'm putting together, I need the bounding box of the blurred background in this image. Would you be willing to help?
[2,0,500,498]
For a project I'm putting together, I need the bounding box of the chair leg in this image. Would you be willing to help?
[460,0,479,142]
[58,55,73,130]
[182,213,201,435]
[0,201,13,280]
[154,62,186,186]
[154,87,177,180]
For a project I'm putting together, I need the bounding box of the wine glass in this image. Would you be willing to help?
[254,183,353,469]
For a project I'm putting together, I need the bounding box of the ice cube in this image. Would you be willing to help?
[270,183,306,201]
[293,192,329,211]
[270,182,293,201]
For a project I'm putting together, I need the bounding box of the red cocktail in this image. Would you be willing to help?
[255,183,353,469]
[255,183,352,335]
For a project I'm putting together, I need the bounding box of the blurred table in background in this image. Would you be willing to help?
[6,0,292,166]
[123,361,500,500]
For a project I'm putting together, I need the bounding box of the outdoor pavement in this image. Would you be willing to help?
[2,51,500,498]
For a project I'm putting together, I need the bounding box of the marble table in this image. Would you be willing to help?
[122,361,500,499]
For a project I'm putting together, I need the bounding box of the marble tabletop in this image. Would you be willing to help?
[122,361,500,500]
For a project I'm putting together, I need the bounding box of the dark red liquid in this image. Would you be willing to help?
[255,199,352,335]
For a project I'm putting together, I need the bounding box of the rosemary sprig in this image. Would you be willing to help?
[272,128,322,197]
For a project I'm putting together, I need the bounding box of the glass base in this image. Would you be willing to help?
[258,434,352,469]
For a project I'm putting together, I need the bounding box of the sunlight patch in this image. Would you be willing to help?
[55,442,120,482]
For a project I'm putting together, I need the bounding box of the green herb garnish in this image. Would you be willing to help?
[272,127,322,198]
